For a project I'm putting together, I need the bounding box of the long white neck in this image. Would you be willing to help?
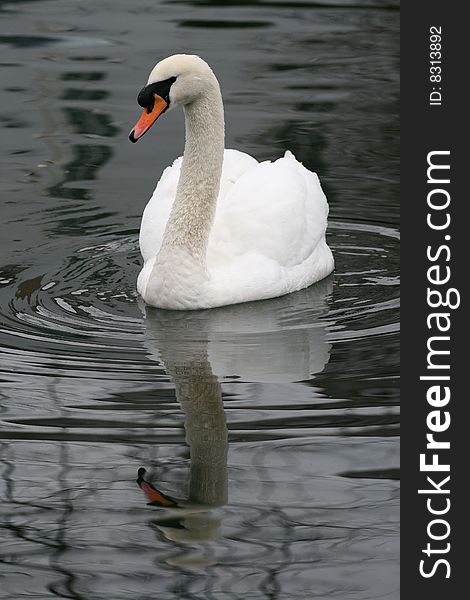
[160,78,225,263]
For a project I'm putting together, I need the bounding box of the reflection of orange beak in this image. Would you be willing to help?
[129,94,167,143]
[136,467,178,507]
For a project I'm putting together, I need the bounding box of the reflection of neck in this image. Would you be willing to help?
[160,83,225,263]
[164,352,228,506]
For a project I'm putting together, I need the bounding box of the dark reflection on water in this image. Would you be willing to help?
[0,0,398,598]
[179,19,273,28]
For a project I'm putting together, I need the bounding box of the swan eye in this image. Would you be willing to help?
[137,76,177,112]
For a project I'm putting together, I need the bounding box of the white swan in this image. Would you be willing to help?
[129,54,334,310]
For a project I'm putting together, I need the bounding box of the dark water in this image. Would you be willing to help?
[0,1,399,598]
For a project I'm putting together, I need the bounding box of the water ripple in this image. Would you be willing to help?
[0,221,398,443]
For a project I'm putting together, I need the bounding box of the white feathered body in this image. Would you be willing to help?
[138,148,334,309]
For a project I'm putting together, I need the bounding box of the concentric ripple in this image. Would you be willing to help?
[0,221,399,443]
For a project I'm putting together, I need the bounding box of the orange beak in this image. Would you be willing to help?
[136,468,178,507]
[129,94,168,143]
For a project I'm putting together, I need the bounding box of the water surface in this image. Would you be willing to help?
[0,1,399,598]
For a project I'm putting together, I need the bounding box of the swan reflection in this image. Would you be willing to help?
[138,276,333,563]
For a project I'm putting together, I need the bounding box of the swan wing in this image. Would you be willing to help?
[210,151,329,269]
[139,156,182,263]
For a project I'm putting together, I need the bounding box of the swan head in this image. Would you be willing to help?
[129,54,217,143]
